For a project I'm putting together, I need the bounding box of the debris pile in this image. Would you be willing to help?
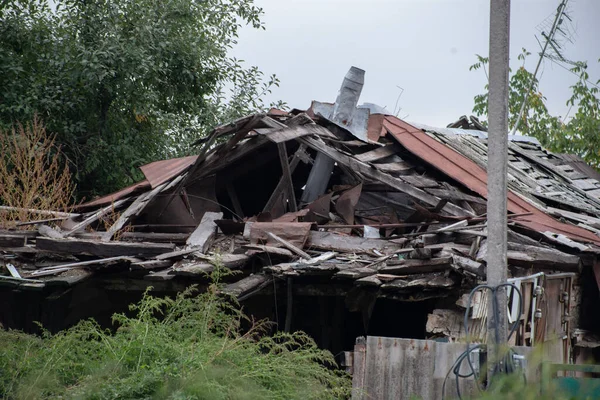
[2,70,600,351]
[2,108,598,297]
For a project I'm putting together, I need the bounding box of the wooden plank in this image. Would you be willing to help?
[186,211,223,252]
[354,274,382,287]
[540,231,591,252]
[130,259,173,270]
[6,263,21,278]
[38,224,64,239]
[355,145,397,163]
[170,261,214,277]
[75,232,190,244]
[15,217,66,227]
[277,142,297,211]
[0,234,26,248]
[221,274,270,299]
[508,142,600,209]
[64,198,129,237]
[397,175,440,189]
[102,182,168,241]
[378,257,452,275]
[448,252,486,277]
[571,179,599,191]
[546,206,600,228]
[225,183,244,219]
[212,113,264,156]
[144,268,175,281]
[259,124,335,143]
[334,267,377,280]
[308,231,402,254]
[373,162,413,174]
[585,188,600,198]
[155,247,201,260]
[243,244,294,258]
[263,145,308,213]
[425,188,487,205]
[30,256,135,277]
[45,269,94,287]
[250,222,312,248]
[36,237,175,258]
[297,135,471,216]
[266,232,311,259]
[0,205,78,219]
[476,240,580,269]
[195,137,270,180]
[195,253,250,269]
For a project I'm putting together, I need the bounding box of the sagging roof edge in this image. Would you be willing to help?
[382,115,600,247]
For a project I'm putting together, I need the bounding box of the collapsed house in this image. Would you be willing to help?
[2,67,600,368]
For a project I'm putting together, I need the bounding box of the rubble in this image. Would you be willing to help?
[2,70,600,361]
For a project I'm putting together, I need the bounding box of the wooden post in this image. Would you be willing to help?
[263,145,307,213]
[351,337,367,400]
[284,277,293,332]
[277,143,297,212]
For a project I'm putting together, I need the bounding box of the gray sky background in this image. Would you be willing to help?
[232,0,600,127]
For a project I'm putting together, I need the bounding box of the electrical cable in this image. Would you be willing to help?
[441,283,524,400]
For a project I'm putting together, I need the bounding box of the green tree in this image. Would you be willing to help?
[0,0,280,199]
[470,49,600,169]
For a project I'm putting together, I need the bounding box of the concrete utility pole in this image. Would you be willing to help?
[486,0,511,377]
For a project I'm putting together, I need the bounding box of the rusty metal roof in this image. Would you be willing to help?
[140,155,198,188]
[383,115,600,246]
[78,180,150,209]
[79,156,197,208]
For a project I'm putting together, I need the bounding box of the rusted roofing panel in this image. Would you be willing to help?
[140,155,198,189]
[383,115,600,245]
[78,180,150,209]
[367,114,386,142]
[267,108,290,116]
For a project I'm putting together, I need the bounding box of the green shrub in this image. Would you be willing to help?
[0,278,350,399]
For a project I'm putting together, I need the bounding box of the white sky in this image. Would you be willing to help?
[232,0,600,127]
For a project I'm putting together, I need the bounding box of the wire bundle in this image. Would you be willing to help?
[442,283,524,400]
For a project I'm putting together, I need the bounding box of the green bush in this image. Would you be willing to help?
[0,280,350,399]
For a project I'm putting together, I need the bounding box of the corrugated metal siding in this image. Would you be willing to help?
[77,180,150,209]
[140,155,198,188]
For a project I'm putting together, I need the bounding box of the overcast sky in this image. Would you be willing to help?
[232,0,600,127]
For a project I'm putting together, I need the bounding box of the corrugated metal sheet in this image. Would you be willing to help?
[139,155,198,188]
[383,115,600,246]
[78,180,150,209]
[79,156,197,208]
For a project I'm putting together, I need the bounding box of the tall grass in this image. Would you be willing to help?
[0,265,350,399]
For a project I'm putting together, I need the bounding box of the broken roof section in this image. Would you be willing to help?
[4,66,600,302]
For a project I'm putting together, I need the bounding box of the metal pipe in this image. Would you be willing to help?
[301,67,365,203]
[487,0,511,378]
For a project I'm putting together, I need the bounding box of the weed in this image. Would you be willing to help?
[0,116,75,228]
[0,262,351,399]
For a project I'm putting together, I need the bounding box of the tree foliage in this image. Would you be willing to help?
[470,49,600,169]
[0,0,281,198]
